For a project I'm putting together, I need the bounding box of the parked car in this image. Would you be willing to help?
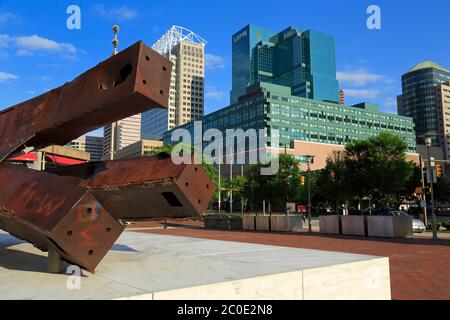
[380,210,426,233]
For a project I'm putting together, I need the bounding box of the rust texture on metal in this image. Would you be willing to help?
[0,41,171,162]
[0,41,215,273]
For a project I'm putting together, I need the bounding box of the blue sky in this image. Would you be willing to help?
[1,0,449,134]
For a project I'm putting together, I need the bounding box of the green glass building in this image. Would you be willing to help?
[231,25,339,105]
[164,82,416,153]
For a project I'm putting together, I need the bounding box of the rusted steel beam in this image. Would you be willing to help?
[0,41,171,163]
[0,156,215,272]
[0,41,215,273]
[48,154,214,220]
[0,162,124,272]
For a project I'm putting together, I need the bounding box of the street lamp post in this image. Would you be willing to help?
[301,155,315,232]
[419,133,438,240]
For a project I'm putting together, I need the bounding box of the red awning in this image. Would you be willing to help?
[8,153,37,161]
[8,153,85,165]
[45,154,85,165]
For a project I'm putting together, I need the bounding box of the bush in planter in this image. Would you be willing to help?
[441,220,450,230]
[426,223,441,230]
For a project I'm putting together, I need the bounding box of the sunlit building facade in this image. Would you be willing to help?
[141,26,206,140]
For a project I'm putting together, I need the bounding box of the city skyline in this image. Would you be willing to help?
[1,0,449,128]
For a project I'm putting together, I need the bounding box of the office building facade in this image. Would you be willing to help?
[103,114,141,159]
[398,61,450,147]
[164,82,416,164]
[115,139,163,159]
[67,135,104,161]
[436,81,450,162]
[231,25,339,104]
[141,26,207,140]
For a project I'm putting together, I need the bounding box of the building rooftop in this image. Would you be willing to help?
[151,25,207,55]
[408,61,450,73]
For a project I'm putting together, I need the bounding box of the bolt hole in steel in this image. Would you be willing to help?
[88,249,94,256]
[185,182,189,187]
[198,199,201,204]
[86,208,92,214]
[161,192,183,207]
[143,80,147,85]
[194,167,198,172]
[145,56,149,61]
[106,227,111,233]
[206,184,209,189]
[160,90,164,95]
[99,63,133,90]
[163,66,167,71]
[67,231,73,237]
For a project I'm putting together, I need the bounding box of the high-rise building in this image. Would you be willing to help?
[231,25,339,104]
[103,114,141,159]
[67,135,104,161]
[436,81,450,162]
[339,89,345,105]
[141,26,207,140]
[230,24,277,104]
[398,61,450,147]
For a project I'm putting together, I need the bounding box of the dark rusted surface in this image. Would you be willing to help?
[0,41,215,272]
[0,41,171,162]
[0,163,124,272]
[49,156,214,220]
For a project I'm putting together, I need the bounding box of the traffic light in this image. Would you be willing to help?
[415,187,423,195]
[436,163,442,177]
[300,175,305,186]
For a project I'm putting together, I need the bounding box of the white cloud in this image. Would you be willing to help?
[0,34,77,59]
[0,12,21,25]
[16,49,32,56]
[205,54,225,70]
[0,34,11,48]
[0,71,18,83]
[344,88,381,100]
[93,4,138,21]
[15,35,76,54]
[337,69,386,86]
[205,86,226,100]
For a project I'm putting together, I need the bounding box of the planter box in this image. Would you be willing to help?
[270,215,303,232]
[204,217,242,230]
[319,215,341,235]
[243,216,255,231]
[341,216,367,236]
[367,216,413,238]
[255,215,270,231]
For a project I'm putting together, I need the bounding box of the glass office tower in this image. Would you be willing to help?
[231,24,277,104]
[231,25,339,104]
[398,61,450,146]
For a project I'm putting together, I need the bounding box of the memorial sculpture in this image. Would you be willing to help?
[0,41,215,273]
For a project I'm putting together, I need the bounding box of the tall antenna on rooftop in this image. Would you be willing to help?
[108,24,120,161]
[112,25,119,55]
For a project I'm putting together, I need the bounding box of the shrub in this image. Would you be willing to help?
[426,223,441,230]
[441,220,450,230]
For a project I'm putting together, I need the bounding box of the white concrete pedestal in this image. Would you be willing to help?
[0,230,391,300]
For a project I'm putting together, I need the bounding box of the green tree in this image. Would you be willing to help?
[242,154,302,212]
[344,132,415,209]
[315,151,349,212]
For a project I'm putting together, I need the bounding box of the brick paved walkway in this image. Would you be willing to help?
[128,220,450,300]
